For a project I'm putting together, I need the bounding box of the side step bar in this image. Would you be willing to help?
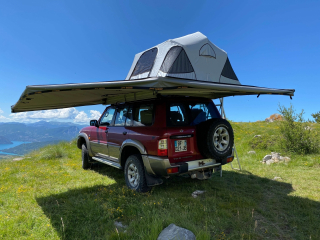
[92,157,122,169]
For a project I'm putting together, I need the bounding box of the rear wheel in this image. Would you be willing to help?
[124,154,151,193]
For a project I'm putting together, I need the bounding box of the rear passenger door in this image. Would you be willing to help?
[107,106,132,161]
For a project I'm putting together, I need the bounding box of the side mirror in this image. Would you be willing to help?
[90,120,99,127]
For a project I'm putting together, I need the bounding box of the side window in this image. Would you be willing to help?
[168,103,189,126]
[125,106,133,126]
[114,107,128,126]
[100,107,115,125]
[133,104,154,126]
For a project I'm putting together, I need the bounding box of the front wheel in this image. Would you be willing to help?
[82,144,92,170]
[124,154,151,193]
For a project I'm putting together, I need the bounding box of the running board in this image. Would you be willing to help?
[92,157,122,169]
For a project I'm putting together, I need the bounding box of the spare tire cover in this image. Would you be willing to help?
[196,119,234,161]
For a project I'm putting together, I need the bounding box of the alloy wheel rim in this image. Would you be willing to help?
[127,163,139,188]
[213,126,229,151]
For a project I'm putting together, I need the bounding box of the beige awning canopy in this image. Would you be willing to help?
[11,77,294,113]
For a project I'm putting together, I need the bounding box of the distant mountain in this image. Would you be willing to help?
[26,121,88,129]
[0,122,88,143]
[0,136,13,144]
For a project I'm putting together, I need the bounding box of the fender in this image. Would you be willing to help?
[77,133,94,157]
[119,139,156,175]
[119,139,147,155]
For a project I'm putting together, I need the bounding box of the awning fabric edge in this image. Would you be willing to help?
[11,77,295,113]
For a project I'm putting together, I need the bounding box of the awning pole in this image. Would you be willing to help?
[218,98,241,171]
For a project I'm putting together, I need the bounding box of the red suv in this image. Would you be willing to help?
[77,96,234,192]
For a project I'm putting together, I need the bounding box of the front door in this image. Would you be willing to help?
[107,106,131,160]
[90,107,115,157]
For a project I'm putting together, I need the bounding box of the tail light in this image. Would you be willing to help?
[167,167,179,174]
[227,156,234,163]
[158,139,168,156]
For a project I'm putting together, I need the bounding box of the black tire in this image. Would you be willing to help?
[82,144,92,170]
[124,154,151,193]
[197,119,234,161]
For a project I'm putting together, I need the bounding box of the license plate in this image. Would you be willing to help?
[174,140,187,152]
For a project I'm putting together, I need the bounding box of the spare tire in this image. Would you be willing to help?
[196,119,234,161]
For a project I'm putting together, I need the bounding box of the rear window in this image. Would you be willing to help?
[167,102,219,126]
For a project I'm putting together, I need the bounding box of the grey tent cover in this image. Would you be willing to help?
[11,32,294,113]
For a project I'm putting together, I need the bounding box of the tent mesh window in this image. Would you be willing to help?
[221,57,238,80]
[199,43,216,58]
[160,46,194,73]
[131,48,158,78]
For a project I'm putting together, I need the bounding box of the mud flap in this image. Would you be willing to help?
[144,169,163,186]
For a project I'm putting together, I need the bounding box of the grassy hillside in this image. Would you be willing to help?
[0,122,319,239]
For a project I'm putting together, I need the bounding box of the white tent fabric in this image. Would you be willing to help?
[126,32,239,84]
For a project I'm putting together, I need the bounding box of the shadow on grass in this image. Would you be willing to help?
[36,163,320,239]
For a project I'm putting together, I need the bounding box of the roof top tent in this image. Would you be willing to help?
[11,32,295,113]
[126,32,239,84]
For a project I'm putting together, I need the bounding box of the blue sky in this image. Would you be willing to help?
[0,0,319,124]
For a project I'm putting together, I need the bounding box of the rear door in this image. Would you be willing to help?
[166,101,221,163]
[166,103,199,163]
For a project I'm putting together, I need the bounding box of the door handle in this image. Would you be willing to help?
[105,130,108,133]
[123,131,127,135]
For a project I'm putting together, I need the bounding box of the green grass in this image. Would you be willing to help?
[1,121,320,239]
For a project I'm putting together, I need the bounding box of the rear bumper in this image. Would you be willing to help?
[142,154,232,177]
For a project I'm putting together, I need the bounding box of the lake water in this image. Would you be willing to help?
[0,141,31,156]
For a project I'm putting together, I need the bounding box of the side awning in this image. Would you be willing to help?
[11,77,295,113]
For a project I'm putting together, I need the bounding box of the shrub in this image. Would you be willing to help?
[277,104,319,154]
[249,135,279,151]
[311,111,320,123]
[33,141,71,160]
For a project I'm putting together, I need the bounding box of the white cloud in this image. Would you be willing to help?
[9,108,79,122]
[0,115,8,120]
[4,107,101,124]
[28,108,79,119]
[0,108,8,121]
[74,110,101,123]
[90,110,101,120]
[74,111,89,123]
